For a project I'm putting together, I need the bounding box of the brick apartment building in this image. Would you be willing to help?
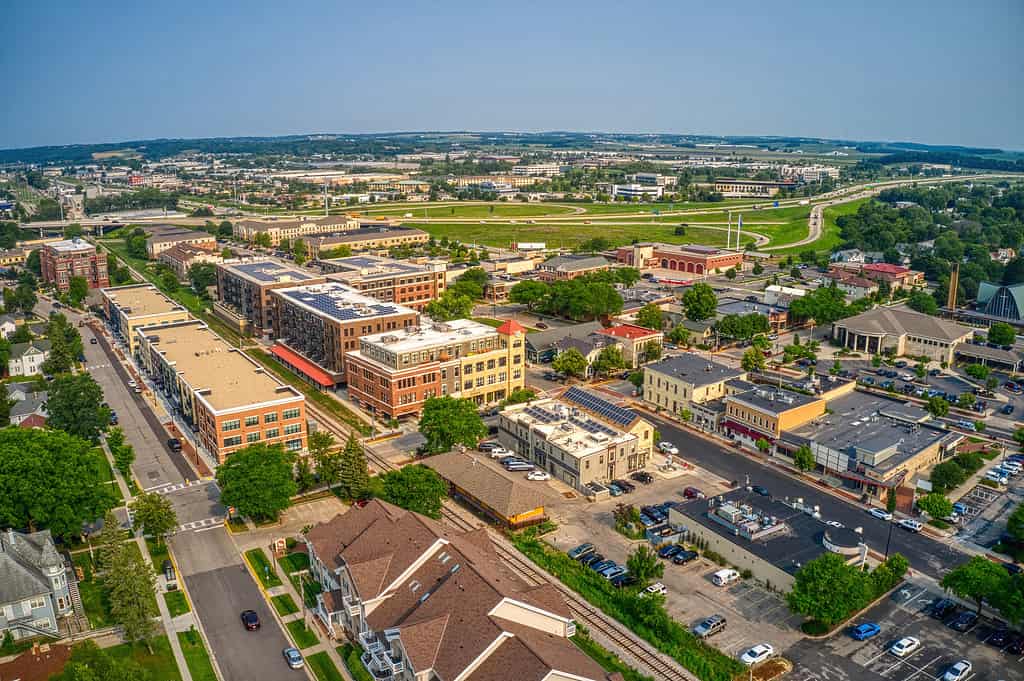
[268,282,419,388]
[135,320,307,462]
[40,239,109,292]
[346,318,527,419]
[215,260,325,334]
[320,255,447,311]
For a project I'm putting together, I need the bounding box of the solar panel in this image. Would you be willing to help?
[563,387,635,427]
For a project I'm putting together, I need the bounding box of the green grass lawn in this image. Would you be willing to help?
[307,652,345,681]
[286,619,320,649]
[146,537,169,574]
[272,593,300,616]
[572,630,654,681]
[244,548,282,588]
[107,635,182,681]
[177,630,217,681]
[163,590,190,617]
[338,644,373,681]
[278,552,310,574]
[360,202,577,218]
[416,221,734,248]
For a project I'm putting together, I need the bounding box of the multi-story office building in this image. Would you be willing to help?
[320,255,446,311]
[511,163,563,176]
[611,183,664,200]
[135,320,307,463]
[536,255,610,282]
[713,179,797,197]
[304,500,608,681]
[143,225,216,258]
[101,284,192,353]
[232,215,361,246]
[269,282,419,387]
[40,238,108,292]
[346,319,526,419]
[215,260,324,334]
[498,387,654,492]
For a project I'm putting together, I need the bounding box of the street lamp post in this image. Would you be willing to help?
[883,516,895,560]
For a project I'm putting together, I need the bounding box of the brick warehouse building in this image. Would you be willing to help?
[615,242,743,275]
[345,318,526,419]
[40,239,109,292]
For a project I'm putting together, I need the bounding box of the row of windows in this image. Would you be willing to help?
[224,427,302,447]
[222,409,293,432]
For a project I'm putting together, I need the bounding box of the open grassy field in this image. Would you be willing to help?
[415,222,735,248]
[359,202,577,218]
[768,197,869,256]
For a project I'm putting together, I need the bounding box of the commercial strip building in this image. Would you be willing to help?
[320,255,447,311]
[713,179,797,197]
[215,260,325,335]
[536,255,610,281]
[595,323,663,368]
[831,308,973,363]
[135,320,307,462]
[304,500,610,681]
[345,319,526,419]
[643,354,747,418]
[498,387,654,493]
[614,243,743,276]
[40,239,108,292]
[828,263,924,291]
[669,491,867,592]
[269,282,419,387]
[722,387,826,443]
[158,243,225,281]
[101,284,191,353]
[299,224,430,256]
[422,450,548,529]
[778,391,963,499]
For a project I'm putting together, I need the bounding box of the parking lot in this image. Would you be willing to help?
[786,583,1024,681]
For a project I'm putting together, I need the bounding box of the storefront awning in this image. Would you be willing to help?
[270,344,335,387]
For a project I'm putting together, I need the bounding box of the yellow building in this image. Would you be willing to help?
[723,387,826,442]
[644,353,748,415]
[101,284,192,353]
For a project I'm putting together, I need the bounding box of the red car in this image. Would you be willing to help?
[683,487,705,499]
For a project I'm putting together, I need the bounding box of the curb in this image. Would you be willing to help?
[166,543,227,681]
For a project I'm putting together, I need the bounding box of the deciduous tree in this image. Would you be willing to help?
[552,347,589,379]
[635,303,663,330]
[793,445,815,472]
[216,443,297,521]
[682,283,717,321]
[379,465,448,519]
[941,555,1009,615]
[626,545,664,584]
[46,373,109,441]
[916,493,953,519]
[130,493,178,545]
[787,553,874,626]
[418,396,488,454]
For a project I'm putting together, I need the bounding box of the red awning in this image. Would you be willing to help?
[270,344,335,387]
[722,420,773,442]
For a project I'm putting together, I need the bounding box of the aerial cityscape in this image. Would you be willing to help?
[1,3,1022,681]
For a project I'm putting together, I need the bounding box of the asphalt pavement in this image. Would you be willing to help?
[648,414,969,580]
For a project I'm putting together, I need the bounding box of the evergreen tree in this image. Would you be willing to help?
[103,543,158,652]
[338,435,370,500]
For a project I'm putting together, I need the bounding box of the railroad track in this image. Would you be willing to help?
[306,400,694,680]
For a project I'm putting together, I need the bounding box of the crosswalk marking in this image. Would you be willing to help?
[145,479,209,495]
[174,515,225,533]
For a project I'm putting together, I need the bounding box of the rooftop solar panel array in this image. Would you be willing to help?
[563,386,636,427]
[281,287,400,321]
[233,261,314,283]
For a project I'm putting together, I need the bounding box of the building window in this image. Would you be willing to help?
[246,432,261,443]
[283,408,301,420]
[266,428,280,439]
[222,419,240,432]
[285,439,303,452]
[264,412,278,423]
[223,435,243,447]
[30,597,46,610]
[285,423,302,435]
[245,415,259,427]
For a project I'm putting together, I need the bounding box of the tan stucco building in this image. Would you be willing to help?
[831,308,973,364]
[101,284,192,353]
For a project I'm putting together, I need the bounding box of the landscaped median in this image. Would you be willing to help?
[306,651,346,681]
[244,548,282,589]
[509,532,744,681]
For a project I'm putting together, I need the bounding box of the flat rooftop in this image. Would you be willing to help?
[307,225,426,244]
[716,298,786,317]
[726,386,822,414]
[274,282,414,322]
[503,398,633,460]
[646,353,744,388]
[46,238,94,253]
[322,255,429,279]
[140,322,301,412]
[361,319,496,353]
[103,285,186,318]
[221,260,318,285]
[674,490,831,576]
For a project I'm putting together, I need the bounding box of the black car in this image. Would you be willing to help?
[672,550,699,565]
[930,598,957,619]
[948,610,978,632]
[241,610,260,631]
[580,553,604,567]
[631,471,654,484]
[167,438,182,453]
[90,337,98,344]
[658,544,683,559]
[1007,635,1024,655]
[751,485,770,497]
[988,627,1012,648]
[610,573,637,588]
[612,479,635,493]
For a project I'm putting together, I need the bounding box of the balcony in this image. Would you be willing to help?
[360,649,405,679]
[342,593,360,616]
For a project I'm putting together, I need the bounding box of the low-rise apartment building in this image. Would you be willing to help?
[320,255,446,311]
[536,255,610,281]
[304,500,610,681]
[40,238,108,292]
[135,320,307,462]
[644,354,747,417]
[828,263,924,291]
[298,224,430,255]
[215,260,325,334]
[499,387,653,492]
[596,323,663,368]
[346,319,526,419]
[143,225,216,258]
[232,215,360,246]
[0,529,76,640]
[821,270,879,300]
[269,282,419,387]
[158,243,224,281]
[101,284,191,353]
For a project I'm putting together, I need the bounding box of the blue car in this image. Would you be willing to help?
[850,622,881,640]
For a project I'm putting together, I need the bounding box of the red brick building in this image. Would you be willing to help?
[39,238,109,292]
[615,243,743,275]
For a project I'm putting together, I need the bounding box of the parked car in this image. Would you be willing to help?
[610,573,637,588]
[167,438,182,453]
[751,485,769,497]
[90,337,98,345]
[241,610,260,631]
[590,560,615,574]
[869,508,893,521]
[612,479,635,493]
[672,550,699,565]
[889,636,921,657]
[478,441,503,452]
[567,543,594,560]
[1006,635,1024,655]
[949,611,978,632]
[987,626,1012,648]
[282,647,304,670]
[580,553,604,567]
[535,322,549,329]
[527,470,551,481]
[601,566,627,580]
[930,598,958,620]
[739,643,774,666]
[850,622,881,641]
[683,486,705,499]
[631,471,654,484]
[641,582,667,597]
[712,569,740,586]
[1004,404,1016,415]
[638,514,657,528]
[942,660,972,681]
[692,614,727,639]
[825,520,844,528]
[898,519,923,533]
[607,483,623,497]
[657,442,679,455]
[658,544,683,560]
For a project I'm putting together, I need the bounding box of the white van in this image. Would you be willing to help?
[712,569,740,586]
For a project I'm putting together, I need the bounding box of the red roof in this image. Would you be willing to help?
[17,414,47,429]
[862,263,909,275]
[599,323,661,340]
[270,344,335,387]
[495,319,527,335]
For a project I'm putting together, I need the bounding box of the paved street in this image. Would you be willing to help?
[171,529,296,681]
[646,413,969,580]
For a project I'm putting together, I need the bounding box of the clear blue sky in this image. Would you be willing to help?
[3,0,1022,150]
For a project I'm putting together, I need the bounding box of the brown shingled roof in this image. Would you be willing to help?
[422,451,550,519]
